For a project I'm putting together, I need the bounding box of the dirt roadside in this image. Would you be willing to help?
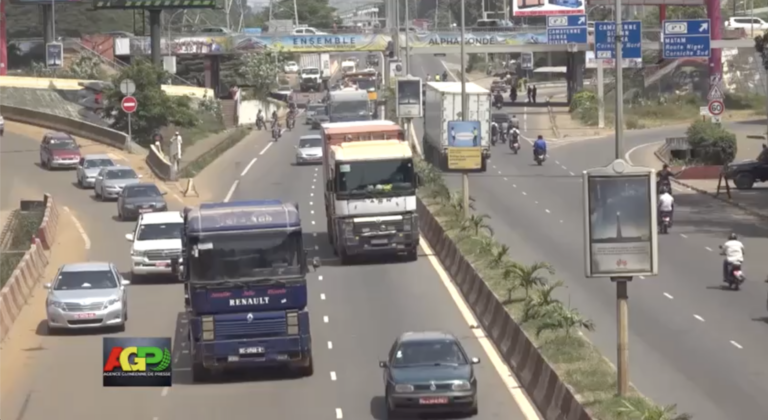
[0,206,88,411]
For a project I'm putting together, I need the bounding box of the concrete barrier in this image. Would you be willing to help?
[0,194,59,343]
[0,104,144,154]
[146,144,175,181]
[417,199,591,420]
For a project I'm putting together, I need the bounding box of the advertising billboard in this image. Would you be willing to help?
[513,0,585,17]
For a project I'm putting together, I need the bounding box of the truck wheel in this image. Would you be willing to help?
[404,249,418,262]
[734,173,755,189]
[480,157,488,172]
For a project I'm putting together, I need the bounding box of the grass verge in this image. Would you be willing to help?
[178,128,249,179]
[0,211,45,288]
[414,158,691,420]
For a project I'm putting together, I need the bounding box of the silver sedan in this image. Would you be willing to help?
[44,262,130,333]
[94,166,142,200]
[76,154,115,188]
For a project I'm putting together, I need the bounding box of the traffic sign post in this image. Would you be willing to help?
[121,96,138,141]
[547,15,588,45]
[662,19,711,59]
[708,100,724,116]
[595,21,642,60]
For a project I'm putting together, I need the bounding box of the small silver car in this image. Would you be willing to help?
[44,262,129,333]
[76,154,116,188]
[295,135,323,165]
[94,166,142,200]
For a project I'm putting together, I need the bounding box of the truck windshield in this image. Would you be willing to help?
[188,231,302,282]
[330,101,369,117]
[355,79,376,90]
[336,159,416,197]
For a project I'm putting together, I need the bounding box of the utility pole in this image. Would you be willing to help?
[597,59,605,128]
[269,0,273,21]
[404,0,411,74]
[613,0,630,398]
[293,0,299,26]
[460,0,470,218]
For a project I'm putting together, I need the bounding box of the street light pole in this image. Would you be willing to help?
[404,0,411,74]
[460,0,470,218]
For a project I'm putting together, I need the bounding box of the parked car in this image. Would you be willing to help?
[117,183,168,221]
[94,166,142,200]
[293,27,328,35]
[295,134,323,165]
[284,61,300,73]
[724,148,768,189]
[76,154,116,189]
[39,132,81,170]
[44,262,130,333]
[305,103,327,125]
[725,16,768,32]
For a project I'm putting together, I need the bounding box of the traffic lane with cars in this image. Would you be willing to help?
[0,128,180,419]
[187,125,538,420]
[458,139,768,419]
[0,128,47,212]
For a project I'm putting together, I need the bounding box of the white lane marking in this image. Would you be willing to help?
[419,236,542,420]
[328,341,333,349]
[730,340,743,349]
[312,185,315,189]
[705,247,713,252]
[535,201,538,204]
[310,201,313,205]
[694,314,705,322]
[318,275,323,281]
[240,158,257,176]
[545,209,551,213]
[512,184,517,188]
[62,206,91,250]
[310,193,314,197]
[680,234,688,238]
[311,210,315,214]
[323,315,329,323]
[313,232,318,237]
[312,220,316,225]
[503,177,508,181]
[664,293,674,299]
[224,180,239,202]
[569,171,575,176]
[498,170,502,174]
[493,165,497,169]
[314,245,319,250]
[639,275,645,279]
[561,165,567,170]
[522,191,527,196]
[336,408,343,419]
[320,293,326,300]
[555,160,560,165]
[624,141,665,165]
[161,387,169,397]
[259,142,273,155]
[330,371,337,381]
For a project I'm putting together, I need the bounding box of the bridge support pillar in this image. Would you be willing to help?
[203,55,221,97]
[565,52,584,104]
[40,4,54,45]
[706,0,722,90]
[149,9,162,67]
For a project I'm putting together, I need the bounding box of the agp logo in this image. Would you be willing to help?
[102,337,172,387]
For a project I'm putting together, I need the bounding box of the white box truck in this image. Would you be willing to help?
[422,82,491,172]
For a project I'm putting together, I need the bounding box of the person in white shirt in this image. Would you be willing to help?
[658,190,674,225]
[720,233,745,282]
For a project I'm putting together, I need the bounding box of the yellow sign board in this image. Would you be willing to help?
[447,147,483,170]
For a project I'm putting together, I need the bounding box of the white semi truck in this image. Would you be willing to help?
[422,82,491,172]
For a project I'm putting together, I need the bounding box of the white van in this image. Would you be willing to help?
[341,61,356,73]
[725,16,768,32]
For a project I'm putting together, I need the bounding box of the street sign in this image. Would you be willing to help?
[119,79,136,96]
[45,42,63,69]
[546,15,588,45]
[662,19,711,59]
[708,100,724,116]
[699,106,710,116]
[521,52,533,70]
[710,74,722,85]
[121,96,138,113]
[707,85,724,101]
[595,21,643,60]
[711,115,722,124]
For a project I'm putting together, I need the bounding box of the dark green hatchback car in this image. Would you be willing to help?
[379,331,480,418]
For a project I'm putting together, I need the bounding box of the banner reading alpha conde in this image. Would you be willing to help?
[401,31,546,48]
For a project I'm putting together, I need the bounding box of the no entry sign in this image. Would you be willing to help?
[121,96,138,113]
[708,100,724,116]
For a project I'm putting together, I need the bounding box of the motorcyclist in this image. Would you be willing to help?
[426,73,433,82]
[657,163,676,193]
[658,185,674,226]
[491,121,499,144]
[493,91,504,108]
[510,126,520,144]
[272,121,282,141]
[442,70,449,81]
[720,233,745,283]
[500,119,510,143]
[271,110,278,127]
[510,114,520,130]
[256,109,265,129]
[287,108,296,129]
[533,135,547,160]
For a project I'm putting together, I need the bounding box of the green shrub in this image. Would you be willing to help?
[685,120,737,165]
[724,92,763,111]
[0,211,45,288]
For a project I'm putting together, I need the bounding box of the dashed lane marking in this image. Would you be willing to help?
[241,157,258,176]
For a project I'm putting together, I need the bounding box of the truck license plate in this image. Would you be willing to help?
[239,347,265,354]
[371,239,389,245]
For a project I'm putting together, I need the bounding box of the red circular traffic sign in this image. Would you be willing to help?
[708,100,724,116]
[121,96,138,113]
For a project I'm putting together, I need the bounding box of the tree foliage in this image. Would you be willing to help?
[229,51,283,98]
[254,0,338,30]
[685,120,738,165]
[21,51,106,80]
[104,59,197,146]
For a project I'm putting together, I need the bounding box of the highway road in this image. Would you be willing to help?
[410,52,768,420]
[1,117,539,418]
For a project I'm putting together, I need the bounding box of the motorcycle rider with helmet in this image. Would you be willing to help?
[493,91,504,108]
[720,233,745,283]
[533,135,547,161]
[658,184,675,227]
[490,120,499,145]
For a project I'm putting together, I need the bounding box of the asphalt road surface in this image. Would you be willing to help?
[1,119,538,420]
[408,53,768,420]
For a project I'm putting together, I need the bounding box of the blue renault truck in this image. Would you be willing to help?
[177,200,315,381]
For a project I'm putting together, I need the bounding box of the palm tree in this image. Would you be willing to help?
[475,236,496,261]
[461,214,493,236]
[510,262,554,298]
[618,402,692,420]
[535,303,596,340]
[521,280,564,323]
[487,244,509,269]
[425,181,450,203]
[499,265,519,304]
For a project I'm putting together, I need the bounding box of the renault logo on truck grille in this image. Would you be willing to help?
[430,381,436,391]
[246,313,254,323]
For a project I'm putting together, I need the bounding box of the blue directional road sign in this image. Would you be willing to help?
[662,19,711,59]
[546,15,588,45]
[594,21,642,60]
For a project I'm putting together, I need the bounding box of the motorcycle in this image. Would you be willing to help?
[255,117,265,131]
[658,211,672,234]
[534,149,546,165]
[491,132,498,146]
[493,98,504,110]
[500,131,508,144]
[287,117,295,131]
[509,136,520,154]
[272,127,281,142]
[720,245,746,290]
